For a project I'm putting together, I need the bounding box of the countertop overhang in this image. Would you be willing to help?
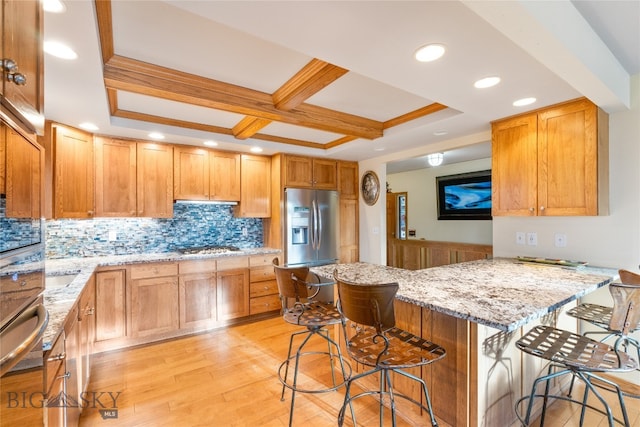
[312,258,618,332]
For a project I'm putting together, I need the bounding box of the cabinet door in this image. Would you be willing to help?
[338,161,358,199]
[491,114,538,216]
[216,269,249,320]
[95,137,137,217]
[95,270,126,342]
[312,159,337,190]
[238,154,270,217]
[45,362,66,427]
[283,155,313,188]
[339,198,359,263]
[179,273,217,329]
[64,310,81,427]
[173,146,209,200]
[538,99,598,216]
[52,124,95,218]
[78,275,95,394]
[1,0,44,132]
[130,276,179,337]
[136,142,173,218]
[4,123,42,218]
[211,151,240,201]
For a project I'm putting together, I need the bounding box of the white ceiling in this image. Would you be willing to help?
[43,1,639,173]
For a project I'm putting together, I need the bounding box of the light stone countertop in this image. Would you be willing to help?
[42,248,281,352]
[312,258,618,332]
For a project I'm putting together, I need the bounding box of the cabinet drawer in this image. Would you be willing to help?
[1,272,43,293]
[250,279,278,298]
[250,294,281,315]
[249,254,280,267]
[250,265,276,282]
[130,263,178,280]
[179,259,216,275]
[44,331,66,393]
[216,256,248,271]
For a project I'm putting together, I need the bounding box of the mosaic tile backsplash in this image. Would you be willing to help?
[45,202,263,259]
[0,197,43,253]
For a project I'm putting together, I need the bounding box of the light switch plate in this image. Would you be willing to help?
[527,232,537,246]
[516,232,526,245]
[555,233,567,247]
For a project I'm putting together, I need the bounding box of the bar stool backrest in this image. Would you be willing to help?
[272,258,311,302]
[610,269,640,335]
[335,275,398,334]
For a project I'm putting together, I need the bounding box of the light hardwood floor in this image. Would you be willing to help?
[1,316,638,426]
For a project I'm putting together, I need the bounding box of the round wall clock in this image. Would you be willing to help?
[361,170,380,206]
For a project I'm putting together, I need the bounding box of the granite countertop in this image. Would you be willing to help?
[312,258,618,332]
[42,247,281,351]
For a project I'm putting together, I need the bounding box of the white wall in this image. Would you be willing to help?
[387,158,492,244]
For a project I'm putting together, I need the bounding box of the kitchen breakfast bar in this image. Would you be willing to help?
[312,258,618,427]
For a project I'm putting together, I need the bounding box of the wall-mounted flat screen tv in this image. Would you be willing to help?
[436,170,492,220]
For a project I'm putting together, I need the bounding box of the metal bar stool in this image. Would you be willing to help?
[515,275,640,426]
[566,269,640,364]
[334,273,446,427]
[273,259,351,427]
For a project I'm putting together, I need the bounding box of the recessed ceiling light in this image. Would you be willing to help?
[474,76,501,89]
[43,40,77,59]
[43,0,66,13]
[513,97,537,107]
[414,44,445,62]
[433,130,448,136]
[373,147,385,152]
[203,140,218,147]
[148,132,165,140]
[78,122,98,131]
[250,146,263,153]
[427,153,444,167]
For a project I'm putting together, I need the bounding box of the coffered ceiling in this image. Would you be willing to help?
[43,1,639,171]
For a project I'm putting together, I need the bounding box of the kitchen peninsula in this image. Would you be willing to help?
[313,258,617,427]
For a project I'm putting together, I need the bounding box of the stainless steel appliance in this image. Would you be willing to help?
[0,211,48,375]
[285,188,339,267]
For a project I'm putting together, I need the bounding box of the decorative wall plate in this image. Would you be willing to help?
[361,170,380,206]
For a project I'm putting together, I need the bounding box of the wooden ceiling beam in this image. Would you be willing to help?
[232,116,272,140]
[272,59,348,111]
[383,102,448,129]
[103,55,383,140]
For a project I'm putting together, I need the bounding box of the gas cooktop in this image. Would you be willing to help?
[178,246,241,255]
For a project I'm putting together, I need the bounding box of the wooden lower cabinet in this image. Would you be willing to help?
[78,276,95,395]
[130,263,179,337]
[248,254,280,315]
[95,269,126,343]
[216,269,249,320]
[388,239,492,270]
[179,272,217,329]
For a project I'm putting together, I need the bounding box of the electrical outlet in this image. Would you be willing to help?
[527,232,537,246]
[108,230,117,241]
[242,227,248,237]
[516,232,526,245]
[555,233,567,247]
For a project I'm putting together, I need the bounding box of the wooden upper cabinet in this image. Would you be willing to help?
[1,0,44,133]
[95,137,137,217]
[49,123,95,218]
[283,155,337,190]
[237,154,270,218]
[173,146,209,200]
[210,151,240,201]
[137,142,173,218]
[2,121,42,218]
[491,98,608,217]
[338,161,358,199]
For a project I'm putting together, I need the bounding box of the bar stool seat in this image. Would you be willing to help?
[273,259,351,427]
[334,273,446,427]
[515,272,640,426]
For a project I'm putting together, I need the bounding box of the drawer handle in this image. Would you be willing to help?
[86,307,95,316]
[57,371,71,380]
[263,286,269,290]
[20,280,27,287]
[48,352,66,362]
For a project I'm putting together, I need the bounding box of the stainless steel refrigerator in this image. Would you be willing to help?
[284,188,339,267]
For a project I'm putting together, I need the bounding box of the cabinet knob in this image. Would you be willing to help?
[540,206,545,211]
[1,58,18,72]
[19,280,27,287]
[263,286,269,290]
[88,210,94,216]
[48,352,66,362]
[529,207,535,212]
[7,72,27,85]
